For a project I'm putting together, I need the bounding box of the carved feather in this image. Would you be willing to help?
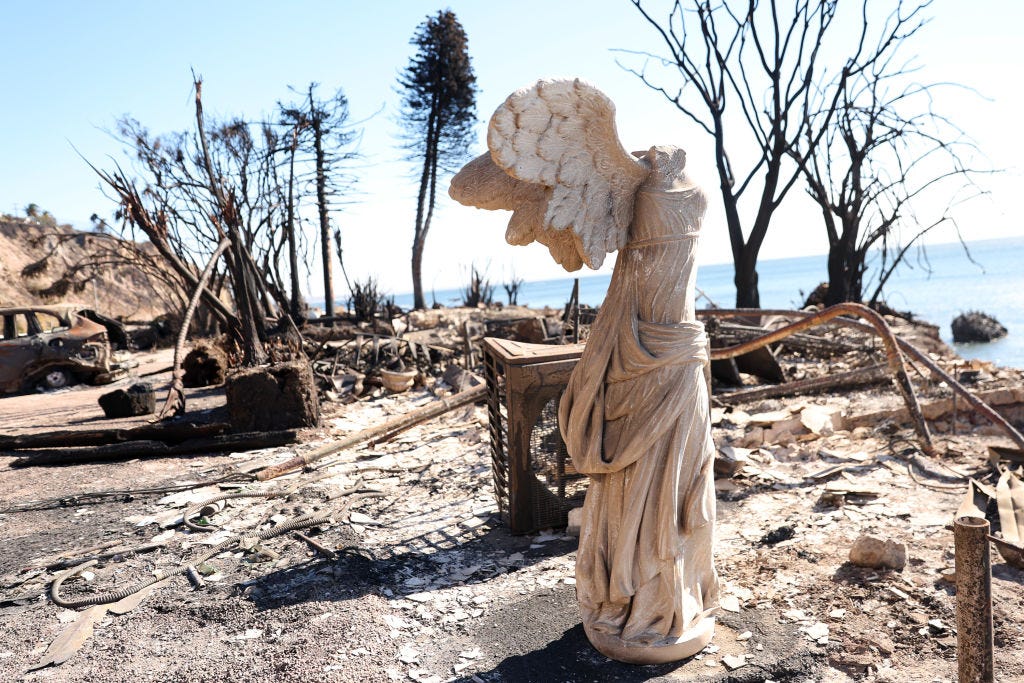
[449,78,649,271]
[450,152,586,270]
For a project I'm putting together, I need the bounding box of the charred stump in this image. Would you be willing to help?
[183,341,229,387]
[226,361,320,431]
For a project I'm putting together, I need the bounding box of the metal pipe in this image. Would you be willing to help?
[954,516,994,683]
[701,303,934,454]
[698,307,1024,451]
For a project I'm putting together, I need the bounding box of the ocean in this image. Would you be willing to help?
[367,236,1024,369]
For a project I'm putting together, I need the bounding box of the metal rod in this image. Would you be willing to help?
[954,516,994,683]
[698,307,1024,452]
[701,303,933,454]
[255,385,486,481]
[294,531,338,561]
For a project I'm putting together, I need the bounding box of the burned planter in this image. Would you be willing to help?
[225,361,320,431]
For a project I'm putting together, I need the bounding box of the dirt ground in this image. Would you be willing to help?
[1,344,1024,682]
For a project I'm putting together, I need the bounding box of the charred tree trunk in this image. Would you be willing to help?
[285,129,303,322]
[194,79,266,366]
[411,104,438,311]
[312,116,334,318]
[733,252,761,309]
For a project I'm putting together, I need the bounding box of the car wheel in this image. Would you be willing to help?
[41,368,73,390]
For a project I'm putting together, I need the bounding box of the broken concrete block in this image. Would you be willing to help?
[748,410,792,426]
[848,535,907,570]
[98,383,156,418]
[770,415,808,438]
[715,445,751,478]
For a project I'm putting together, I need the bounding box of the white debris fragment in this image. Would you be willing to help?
[407,669,440,683]
[719,595,741,612]
[398,644,420,663]
[349,512,379,526]
[801,621,829,643]
[384,615,411,630]
[735,630,753,641]
[232,628,263,640]
[722,654,747,671]
[150,529,175,544]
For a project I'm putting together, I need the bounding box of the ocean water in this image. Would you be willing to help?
[375,236,1024,369]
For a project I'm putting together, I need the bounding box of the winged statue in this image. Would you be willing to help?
[450,78,719,665]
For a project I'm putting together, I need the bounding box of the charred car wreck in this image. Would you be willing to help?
[0,305,128,393]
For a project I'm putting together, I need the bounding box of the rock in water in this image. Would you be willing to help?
[951,311,1007,343]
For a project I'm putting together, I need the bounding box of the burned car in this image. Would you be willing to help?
[0,305,127,393]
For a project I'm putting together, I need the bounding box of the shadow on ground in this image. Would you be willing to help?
[243,521,578,610]
[458,598,819,683]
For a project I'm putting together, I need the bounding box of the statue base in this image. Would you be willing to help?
[584,616,715,665]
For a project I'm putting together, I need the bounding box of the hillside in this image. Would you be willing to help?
[0,216,173,321]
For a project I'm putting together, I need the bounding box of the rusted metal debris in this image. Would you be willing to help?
[698,304,1024,453]
[157,237,231,420]
[702,303,935,454]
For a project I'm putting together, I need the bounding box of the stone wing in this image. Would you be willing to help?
[450,78,649,271]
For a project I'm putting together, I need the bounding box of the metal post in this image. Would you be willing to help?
[954,516,994,683]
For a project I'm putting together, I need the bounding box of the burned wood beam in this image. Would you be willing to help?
[716,364,888,404]
[256,385,487,481]
[0,422,230,450]
[9,430,298,466]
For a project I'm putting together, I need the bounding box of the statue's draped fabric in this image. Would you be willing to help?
[559,182,719,646]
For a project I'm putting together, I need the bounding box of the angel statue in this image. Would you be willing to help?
[449,78,718,665]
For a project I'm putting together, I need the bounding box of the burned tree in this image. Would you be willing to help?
[398,10,477,310]
[628,0,925,308]
[278,84,360,320]
[796,36,983,305]
[93,79,286,365]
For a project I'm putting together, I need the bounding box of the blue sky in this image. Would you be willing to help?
[1,1,1020,297]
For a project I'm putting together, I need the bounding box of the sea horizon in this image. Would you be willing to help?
[315,235,1024,369]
